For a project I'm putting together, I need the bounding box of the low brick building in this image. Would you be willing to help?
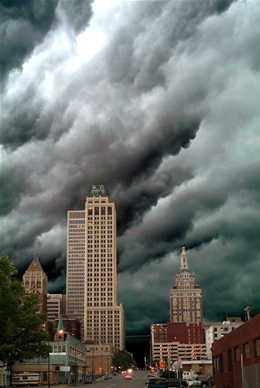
[212,313,260,388]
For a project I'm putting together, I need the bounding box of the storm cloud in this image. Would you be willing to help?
[1,0,260,335]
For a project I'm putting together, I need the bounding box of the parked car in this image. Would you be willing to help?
[146,377,155,385]
[125,374,132,380]
[104,375,111,380]
[183,372,198,380]
[183,378,198,387]
[200,376,214,387]
[166,378,188,387]
[84,377,92,384]
[146,378,168,388]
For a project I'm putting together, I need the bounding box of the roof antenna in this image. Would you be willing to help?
[244,306,251,321]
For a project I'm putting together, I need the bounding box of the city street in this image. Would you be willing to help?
[64,370,148,388]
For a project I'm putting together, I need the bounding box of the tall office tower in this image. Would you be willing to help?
[47,294,66,322]
[23,253,48,314]
[169,247,203,323]
[66,185,125,350]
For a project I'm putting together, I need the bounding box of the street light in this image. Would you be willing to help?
[74,345,77,386]
[91,348,94,381]
[48,350,50,388]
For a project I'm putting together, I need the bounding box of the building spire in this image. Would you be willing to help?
[180,247,189,272]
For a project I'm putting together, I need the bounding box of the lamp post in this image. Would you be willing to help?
[91,348,94,381]
[48,350,50,388]
[74,345,76,386]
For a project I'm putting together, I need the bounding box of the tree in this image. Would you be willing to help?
[0,254,51,366]
[113,350,135,370]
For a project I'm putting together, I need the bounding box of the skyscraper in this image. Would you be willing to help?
[23,253,48,314]
[66,185,125,350]
[169,247,203,323]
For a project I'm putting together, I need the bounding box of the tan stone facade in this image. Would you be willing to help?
[66,185,125,350]
[23,254,48,314]
[169,247,203,323]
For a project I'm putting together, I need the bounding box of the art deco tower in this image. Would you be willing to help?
[169,247,203,323]
[23,253,48,314]
[66,185,125,350]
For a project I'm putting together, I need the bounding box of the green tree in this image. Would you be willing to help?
[0,254,51,366]
[113,350,135,370]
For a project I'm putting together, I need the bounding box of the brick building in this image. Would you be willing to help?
[53,314,81,340]
[212,313,260,388]
[152,322,204,344]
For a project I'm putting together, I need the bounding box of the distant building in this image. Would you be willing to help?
[66,185,125,350]
[152,340,207,364]
[85,343,115,377]
[169,247,203,323]
[53,314,81,340]
[212,313,260,388]
[204,319,243,359]
[47,293,66,322]
[23,253,48,314]
[11,334,87,385]
[151,248,206,370]
[151,322,204,344]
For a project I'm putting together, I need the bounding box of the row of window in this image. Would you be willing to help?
[25,281,42,285]
[86,320,120,324]
[87,207,113,215]
[87,248,113,252]
[213,338,260,374]
[87,303,114,306]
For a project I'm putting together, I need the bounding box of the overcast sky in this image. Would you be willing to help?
[1,0,260,336]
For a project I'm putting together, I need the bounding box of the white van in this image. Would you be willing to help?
[12,372,41,386]
[182,371,198,379]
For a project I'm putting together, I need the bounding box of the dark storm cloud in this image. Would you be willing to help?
[104,0,236,89]
[0,0,94,80]
[0,0,58,79]
[59,0,94,33]
[1,0,260,334]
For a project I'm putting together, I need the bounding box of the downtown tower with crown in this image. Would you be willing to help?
[66,185,125,351]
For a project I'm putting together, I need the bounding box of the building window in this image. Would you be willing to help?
[234,346,240,362]
[255,338,260,357]
[244,343,250,360]
[228,350,232,371]
[213,356,221,374]
[218,353,223,373]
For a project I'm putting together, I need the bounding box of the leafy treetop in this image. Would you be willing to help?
[113,350,135,370]
[0,254,51,366]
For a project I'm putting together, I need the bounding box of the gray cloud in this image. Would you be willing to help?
[1,0,260,335]
[0,0,94,81]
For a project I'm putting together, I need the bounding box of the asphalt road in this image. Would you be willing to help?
[69,370,148,388]
[56,372,218,388]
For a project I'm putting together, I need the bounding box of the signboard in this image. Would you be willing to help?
[60,366,71,372]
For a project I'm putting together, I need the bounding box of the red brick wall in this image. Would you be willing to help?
[212,314,260,388]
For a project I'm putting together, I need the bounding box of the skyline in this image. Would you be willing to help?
[1,0,260,336]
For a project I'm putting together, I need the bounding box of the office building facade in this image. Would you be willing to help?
[204,319,243,359]
[47,293,66,322]
[169,247,203,323]
[23,253,48,314]
[66,185,125,350]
